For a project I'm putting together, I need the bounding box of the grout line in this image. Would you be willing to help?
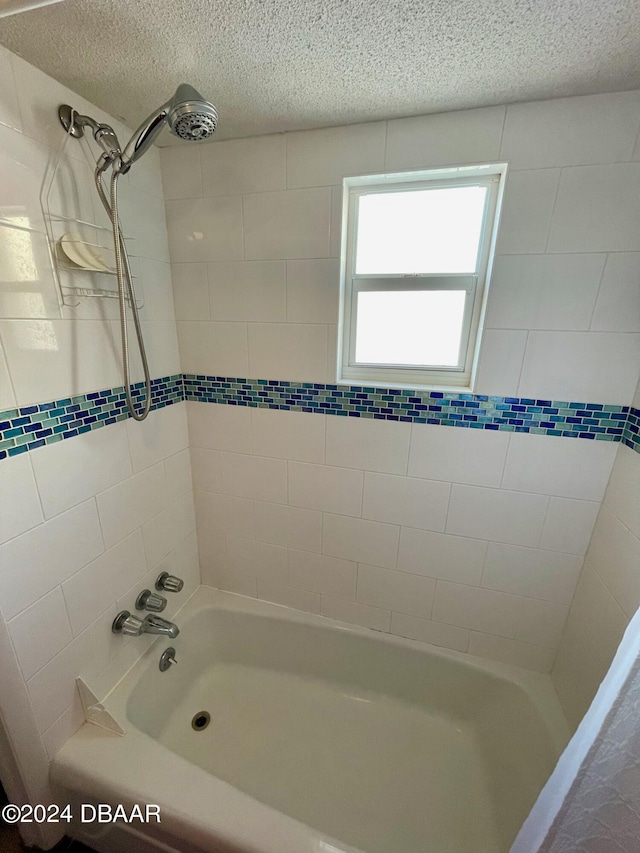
[587,253,609,331]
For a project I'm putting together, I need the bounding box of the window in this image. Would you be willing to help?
[338,165,506,390]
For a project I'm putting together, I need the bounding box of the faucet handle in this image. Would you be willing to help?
[135,589,167,612]
[155,572,184,593]
[112,611,144,636]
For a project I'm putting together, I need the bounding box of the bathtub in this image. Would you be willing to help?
[52,587,569,853]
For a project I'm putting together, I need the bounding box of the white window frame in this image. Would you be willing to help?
[337,164,507,391]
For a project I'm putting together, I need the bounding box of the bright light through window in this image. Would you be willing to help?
[355,186,487,275]
[355,290,465,366]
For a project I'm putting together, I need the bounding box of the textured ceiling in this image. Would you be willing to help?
[1,0,640,141]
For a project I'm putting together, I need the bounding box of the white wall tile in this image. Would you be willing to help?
[485,254,606,330]
[142,492,196,569]
[320,595,390,632]
[220,451,287,503]
[0,339,16,409]
[288,549,357,599]
[247,323,327,381]
[502,432,617,501]
[187,400,252,452]
[251,406,325,462]
[518,331,640,404]
[288,461,363,516]
[164,448,193,497]
[590,253,640,332]
[473,329,528,397]
[516,598,569,648]
[0,454,43,544]
[225,536,288,584]
[357,564,435,619]
[243,187,331,260]
[390,612,469,653]
[397,528,487,585]
[326,416,411,475]
[95,462,166,549]
[468,632,556,673]
[322,514,399,569]
[195,492,254,538]
[201,135,285,196]
[0,47,21,131]
[286,259,340,324]
[198,529,227,586]
[126,403,188,474]
[160,146,202,200]
[548,164,640,253]
[495,169,560,254]
[171,263,209,321]
[8,588,73,681]
[500,92,640,169]
[408,423,509,487]
[362,472,449,531]
[208,260,286,322]
[254,503,322,553]
[190,447,222,493]
[329,185,342,259]
[585,506,640,619]
[256,579,320,614]
[446,485,548,547]
[603,445,640,539]
[165,196,243,262]
[481,542,582,604]
[539,497,600,555]
[0,500,104,620]
[178,320,248,375]
[432,581,522,638]
[207,563,258,598]
[385,106,505,170]
[286,122,386,188]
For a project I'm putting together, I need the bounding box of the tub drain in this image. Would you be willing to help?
[191,711,211,731]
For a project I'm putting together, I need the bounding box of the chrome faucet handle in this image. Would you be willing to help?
[155,572,184,593]
[112,611,144,636]
[135,589,167,612]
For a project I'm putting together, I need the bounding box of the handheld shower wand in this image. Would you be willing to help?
[58,86,218,421]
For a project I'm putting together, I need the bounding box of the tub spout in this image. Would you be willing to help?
[143,614,180,639]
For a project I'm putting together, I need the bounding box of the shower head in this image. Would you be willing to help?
[119,84,217,172]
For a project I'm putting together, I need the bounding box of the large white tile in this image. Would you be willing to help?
[286,259,340,323]
[171,263,209,321]
[362,472,449,531]
[539,497,600,555]
[446,485,548,547]
[208,260,286,322]
[604,445,640,539]
[590,253,640,333]
[226,536,288,585]
[390,612,469,653]
[61,529,147,636]
[585,506,640,619]
[126,321,181,382]
[8,587,73,681]
[0,47,21,131]
[96,462,167,549]
[220,451,287,503]
[198,529,227,587]
[164,448,193,497]
[0,339,16,409]
[326,415,411,475]
[190,447,222,493]
[257,579,321,614]
[516,598,569,648]
[548,164,640,253]
[0,454,43,544]
[357,564,436,619]
[0,226,60,322]
[468,632,555,673]
[288,549,357,599]
[385,106,505,170]
[178,320,248,375]
[126,402,188,474]
[247,323,327,382]
[408,423,509,487]
[485,254,606,330]
[500,93,640,169]
[0,499,104,620]
[321,595,390,632]
[0,124,50,231]
[160,145,202,200]
[518,331,640,404]
[288,461,363,517]
[187,400,252,452]
[243,187,331,260]
[473,330,528,397]
[502,432,617,501]
[201,135,285,196]
[251,406,325,463]
[165,196,243,262]
[287,123,386,187]
[397,528,487,585]
[495,170,560,254]
[432,581,522,638]
[322,514,399,569]
[195,491,254,539]
[142,493,196,569]
[481,542,582,605]
[138,259,175,322]
[254,503,322,553]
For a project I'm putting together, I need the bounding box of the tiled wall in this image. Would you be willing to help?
[161,91,640,674]
[0,44,196,840]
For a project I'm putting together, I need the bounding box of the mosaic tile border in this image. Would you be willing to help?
[0,375,183,460]
[1,373,638,461]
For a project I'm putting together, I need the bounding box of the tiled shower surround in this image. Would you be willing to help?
[1,41,640,847]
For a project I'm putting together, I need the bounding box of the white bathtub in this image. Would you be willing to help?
[52,587,569,853]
